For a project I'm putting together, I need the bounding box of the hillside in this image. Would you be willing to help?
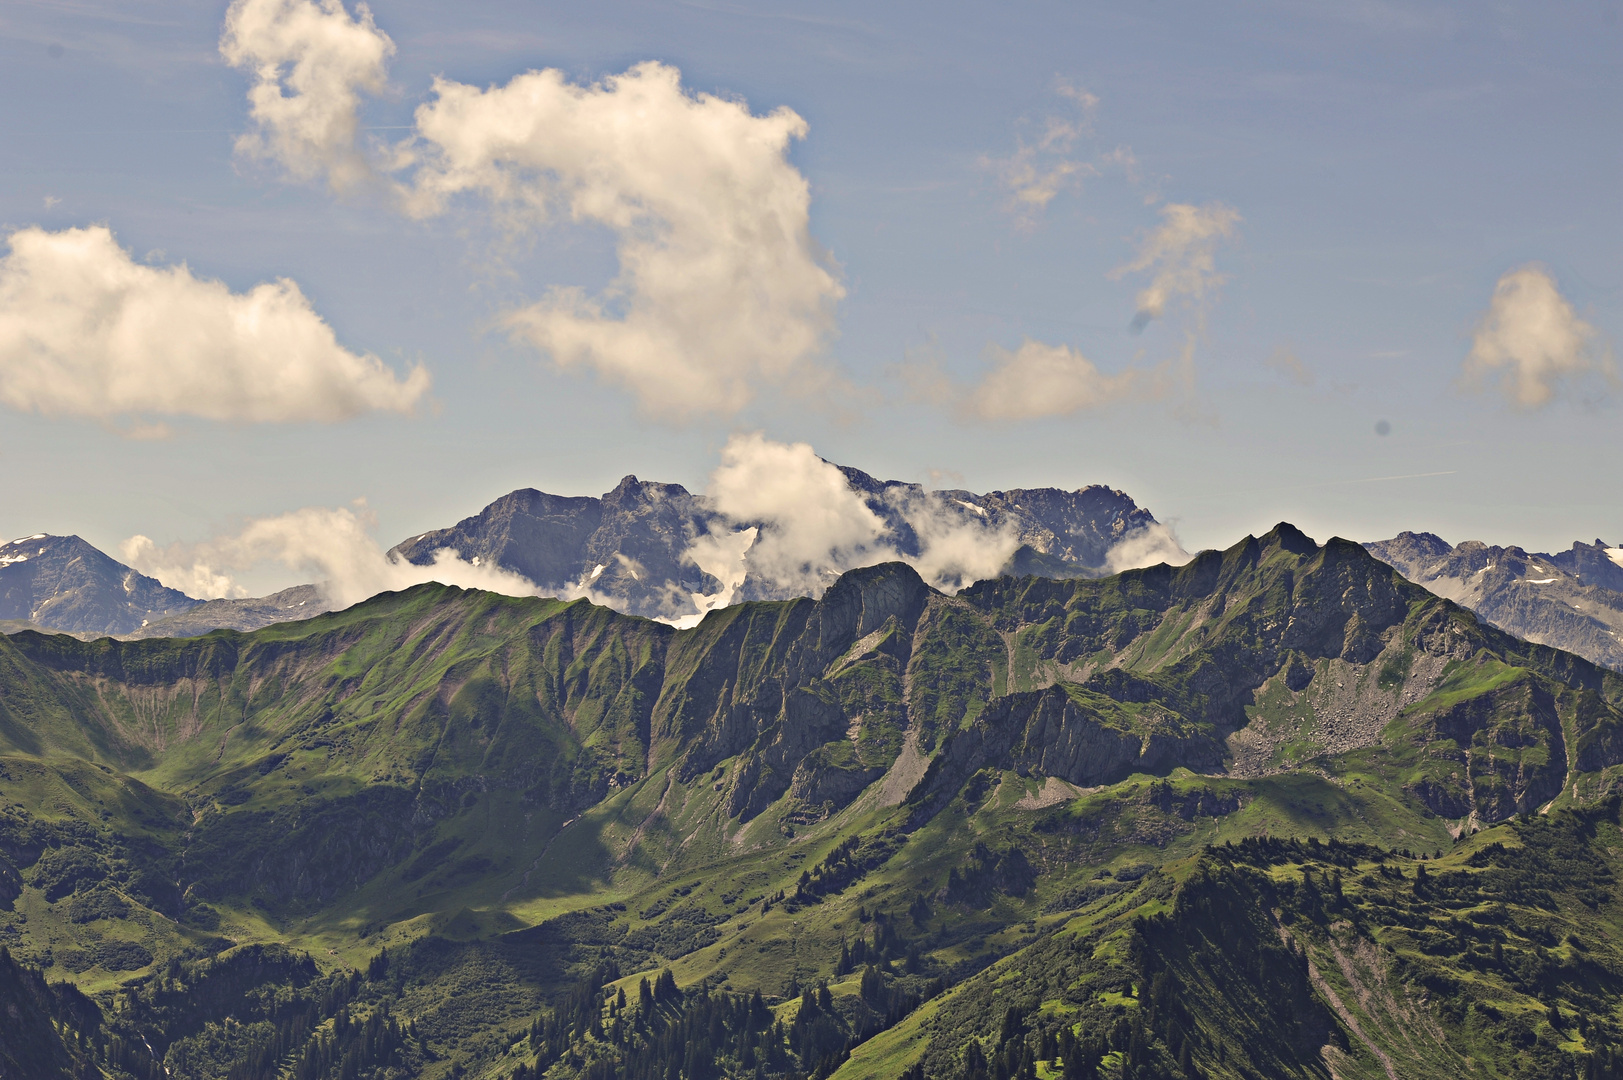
[2,524,1623,1078]
[1367,532,1623,672]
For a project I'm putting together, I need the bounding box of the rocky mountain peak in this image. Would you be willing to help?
[1366,531,1623,671]
[0,534,199,636]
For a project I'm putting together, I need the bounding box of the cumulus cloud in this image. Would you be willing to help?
[220,0,395,191]
[219,0,846,419]
[895,194,1235,421]
[122,504,540,609]
[1462,265,1614,409]
[1104,522,1190,573]
[0,226,428,424]
[887,490,1022,590]
[969,339,1142,421]
[702,432,892,595]
[397,62,844,419]
[1111,201,1240,328]
[681,434,1023,602]
[896,338,1149,423]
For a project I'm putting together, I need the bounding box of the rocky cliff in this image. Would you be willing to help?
[1367,531,1623,671]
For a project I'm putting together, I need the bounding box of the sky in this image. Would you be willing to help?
[1,0,1620,599]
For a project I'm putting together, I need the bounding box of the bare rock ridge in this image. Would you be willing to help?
[1366,531,1623,671]
[0,466,1164,639]
[124,585,328,640]
[0,534,199,636]
[389,465,1161,618]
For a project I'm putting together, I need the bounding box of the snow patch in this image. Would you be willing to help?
[590,563,606,580]
[1526,578,1556,585]
[955,499,987,517]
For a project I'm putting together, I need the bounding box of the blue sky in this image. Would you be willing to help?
[1,0,1619,596]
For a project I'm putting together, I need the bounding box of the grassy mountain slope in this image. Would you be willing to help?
[3,525,1623,1078]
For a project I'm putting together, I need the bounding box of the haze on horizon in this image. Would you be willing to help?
[0,0,1619,601]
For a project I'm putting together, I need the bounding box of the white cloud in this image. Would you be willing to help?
[669,525,758,629]
[218,0,846,420]
[121,536,247,600]
[895,338,1148,422]
[886,490,1022,591]
[400,62,845,419]
[1462,265,1613,409]
[1104,522,1190,573]
[220,0,395,192]
[0,226,428,424]
[122,504,539,609]
[703,432,893,595]
[683,433,1024,600]
[968,338,1141,421]
[1111,201,1240,326]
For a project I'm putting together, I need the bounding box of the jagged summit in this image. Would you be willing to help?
[388,465,1169,620]
[1,466,1172,641]
[0,533,199,636]
[1367,530,1623,671]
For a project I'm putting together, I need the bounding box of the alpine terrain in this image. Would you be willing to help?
[1367,533,1623,672]
[1,466,1170,640]
[5,523,1623,1078]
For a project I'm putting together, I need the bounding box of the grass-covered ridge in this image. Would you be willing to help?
[3,524,1623,1078]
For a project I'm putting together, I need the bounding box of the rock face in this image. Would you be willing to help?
[123,585,331,639]
[0,535,330,641]
[388,465,1165,619]
[1366,532,1623,671]
[389,477,718,619]
[0,535,199,636]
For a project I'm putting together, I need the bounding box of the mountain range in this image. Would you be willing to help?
[388,470,1166,619]
[1,464,1170,638]
[0,533,200,635]
[11,475,1623,694]
[5,523,1623,1078]
[1366,533,1623,671]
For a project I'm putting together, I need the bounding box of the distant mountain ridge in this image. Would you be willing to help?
[1,465,1172,639]
[0,534,200,635]
[1366,532,1623,671]
[389,466,1165,619]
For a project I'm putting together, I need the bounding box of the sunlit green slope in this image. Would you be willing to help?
[3,524,1623,1079]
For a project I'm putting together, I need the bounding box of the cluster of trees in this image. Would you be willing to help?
[507,945,948,1080]
[510,965,846,1080]
[926,1006,1108,1080]
[0,943,423,1080]
[943,843,1036,907]
[834,910,908,975]
[283,1002,413,1080]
